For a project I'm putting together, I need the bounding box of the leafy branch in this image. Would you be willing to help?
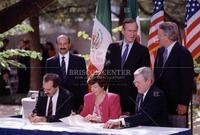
[0,23,41,71]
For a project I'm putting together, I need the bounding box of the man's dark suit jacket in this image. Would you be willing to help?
[33,87,73,122]
[154,42,194,114]
[124,86,168,127]
[103,41,150,114]
[46,54,88,112]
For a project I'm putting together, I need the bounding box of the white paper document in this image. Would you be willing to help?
[0,117,189,135]
[60,115,103,128]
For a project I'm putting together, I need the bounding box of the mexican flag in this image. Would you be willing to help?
[125,0,141,42]
[88,0,112,75]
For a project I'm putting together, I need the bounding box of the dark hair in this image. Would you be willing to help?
[87,71,107,89]
[43,73,59,88]
[122,18,138,29]
[46,41,55,51]
[23,39,30,44]
[3,38,9,44]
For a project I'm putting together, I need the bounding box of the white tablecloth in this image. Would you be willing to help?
[0,118,190,135]
[21,97,36,118]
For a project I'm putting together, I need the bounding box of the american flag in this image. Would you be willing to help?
[147,0,164,67]
[184,0,200,59]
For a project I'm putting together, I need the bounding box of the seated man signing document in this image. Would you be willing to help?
[28,73,73,123]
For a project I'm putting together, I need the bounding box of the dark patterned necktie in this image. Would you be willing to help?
[135,93,144,113]
[47,97,53,116]
[121,44,129,69]
[163,48,168,66]
[61,56,66,78]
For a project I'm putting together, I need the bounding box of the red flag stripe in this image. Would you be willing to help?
[149,45,160,53]
[150,16,164,27]
[186,30,200,48]
[186,17,200,34]
[147,0,164,68]
[148,42,159,50]
[148,30,158,40]
[192,45,200,59]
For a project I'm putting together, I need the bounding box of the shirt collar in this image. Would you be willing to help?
[59,52,69,60]
[51,87,59,100]
[59,52,69,64]
[166,41,176,53]
[123,41,133,46]
[142,88,150,100]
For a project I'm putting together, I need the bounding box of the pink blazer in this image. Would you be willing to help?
[80,92,122,123]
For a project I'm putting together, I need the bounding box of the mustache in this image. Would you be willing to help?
[60,48,67,50]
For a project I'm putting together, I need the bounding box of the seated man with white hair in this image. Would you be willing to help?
[104,67,168,128]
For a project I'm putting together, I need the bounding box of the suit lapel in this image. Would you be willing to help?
[39,90,48,115]
[140,87,153,108]
[161,42,179,76]
[117,41,123,68]
[157,47,165,67]
[55,89,62,115]
[55,55,60,67]
[53,55,61,75]
[163,42,178,67]
[123,43,139,69]
[67,54,75,75]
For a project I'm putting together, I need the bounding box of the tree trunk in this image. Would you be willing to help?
[29,14,42,90]
[119,0,127,39]
[0,0,53,33]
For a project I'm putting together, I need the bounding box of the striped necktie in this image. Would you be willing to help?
[121,44,129,69]
[135,93,144,113]
[61,56,67,78]
[163,48,168,66]
[47,97,53,116]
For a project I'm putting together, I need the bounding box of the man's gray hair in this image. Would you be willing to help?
[56,34,71,44]
[134,67,154,83]
[159,21,178,41]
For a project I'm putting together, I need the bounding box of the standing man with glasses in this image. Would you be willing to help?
[46,34,88,113]
[103,18,150,115]
[154,22,194,127]
[28,73,73,123]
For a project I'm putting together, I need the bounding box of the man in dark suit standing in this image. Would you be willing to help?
[104,67,168,128]
[28,73,73,122]
[46,34,88,113]
[103,18,150,114]
[154,22,194,127]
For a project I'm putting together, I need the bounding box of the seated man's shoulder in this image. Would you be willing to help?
[151,86,165,98]
[59,87,73,96]
[46,55,57,61]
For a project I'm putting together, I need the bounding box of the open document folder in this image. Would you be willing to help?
[60,115,103,128]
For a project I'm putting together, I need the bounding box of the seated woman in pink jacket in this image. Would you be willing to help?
[80,71,122,123]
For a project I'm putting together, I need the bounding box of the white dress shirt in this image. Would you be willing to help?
[121,41,133,61]
[165,41,176,60]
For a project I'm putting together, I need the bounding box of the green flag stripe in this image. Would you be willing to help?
[96,0,112,34]
[125,0,138,19]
